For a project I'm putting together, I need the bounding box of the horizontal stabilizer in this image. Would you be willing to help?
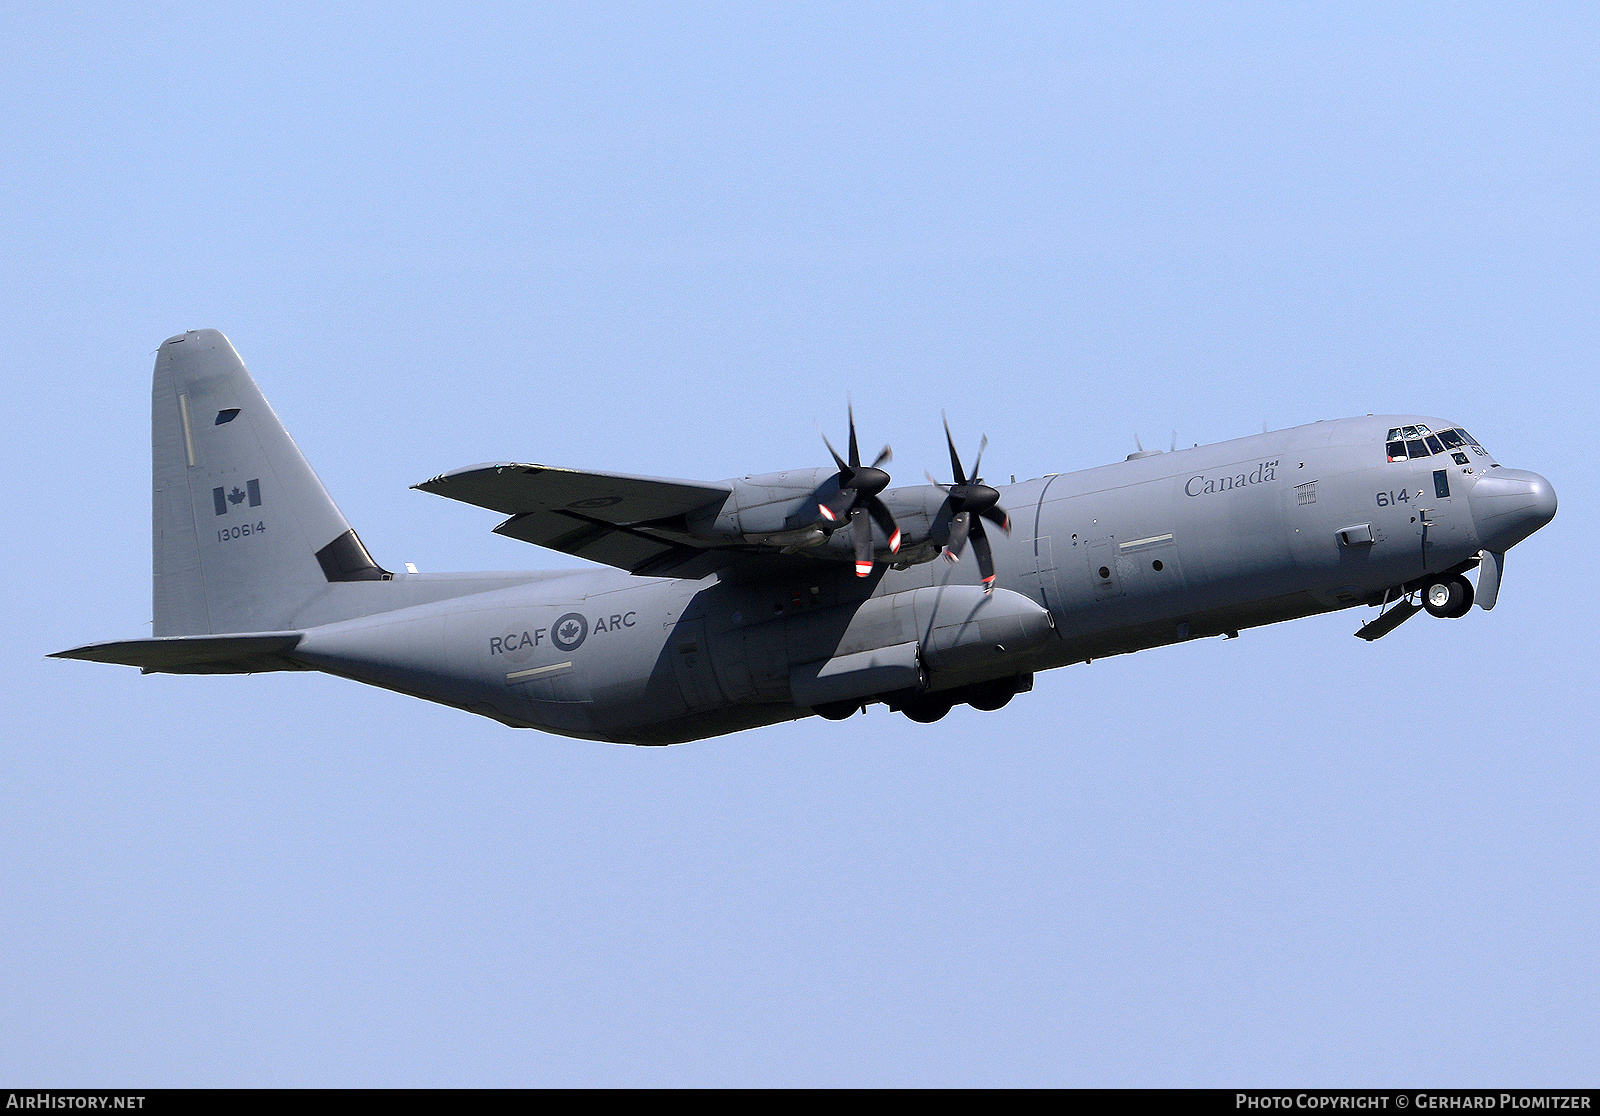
[415,462,730,523]
[51,632,305,674]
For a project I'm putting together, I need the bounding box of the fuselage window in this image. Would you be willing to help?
[1452,451,1469,465]
[1434,469,1450,498]
[1457,430,1480,446]
[1387,440,1407,462]
[1438,428,1465,449]
[1405,439,1427,458]
[1424,434,1444,455]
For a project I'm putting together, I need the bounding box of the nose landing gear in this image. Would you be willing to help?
[1357,568,1479,639]
[1423,574,1474,619]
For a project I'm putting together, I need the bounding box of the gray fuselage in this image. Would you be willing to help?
[287,414,1553,744]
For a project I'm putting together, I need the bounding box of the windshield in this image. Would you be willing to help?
[1386,425,1483,462]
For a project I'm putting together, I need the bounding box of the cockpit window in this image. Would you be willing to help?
[1385,426,1484,462]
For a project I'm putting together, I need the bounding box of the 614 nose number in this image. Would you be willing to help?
[1374,490,1422,507]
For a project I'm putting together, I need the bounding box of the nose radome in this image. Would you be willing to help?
[1469,469,1557,552]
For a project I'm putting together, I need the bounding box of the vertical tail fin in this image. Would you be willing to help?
[152,330,389,635]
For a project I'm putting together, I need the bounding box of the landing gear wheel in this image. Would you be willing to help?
[966,680,1015,712]
[1423,574,1473,619]
[813,700,863,721]
[902,695,953,723]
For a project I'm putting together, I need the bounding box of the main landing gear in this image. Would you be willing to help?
[810,674,1033,724]
[897,675,1032,722]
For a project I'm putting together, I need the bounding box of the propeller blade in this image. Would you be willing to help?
[866,497,901,553]
[817,488,856,524]
[871,445,892,469]
[850,506,873,576]
[978,503,1011,533]
[820,429,848,473]
[969,433,989,483]
[969,518,996,591]
[847,402,861,468]
[943,509,971,562]
[943,414,967,484]
[924,470,951,491]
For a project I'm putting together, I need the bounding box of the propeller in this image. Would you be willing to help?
[817,404,901,577]
[927,415,1011,593]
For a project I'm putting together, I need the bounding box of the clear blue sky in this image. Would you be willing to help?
[4,2,1595,1086]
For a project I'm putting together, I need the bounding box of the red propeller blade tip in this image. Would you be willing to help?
[818,504,836,522]
[855,561,872,577]
[888,529,901,553]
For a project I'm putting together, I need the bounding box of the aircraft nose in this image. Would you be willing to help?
[1469,469,1557,552]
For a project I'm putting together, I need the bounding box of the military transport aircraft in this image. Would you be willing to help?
[54,330,1557,745]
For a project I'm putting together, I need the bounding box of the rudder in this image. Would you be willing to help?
[152,330,389,635]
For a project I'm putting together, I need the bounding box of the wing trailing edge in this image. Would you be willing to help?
[414,463,731,520]
[415,462,738,577]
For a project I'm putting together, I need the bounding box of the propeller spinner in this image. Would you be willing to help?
[817,405,902,576]
[928,416,1011,593]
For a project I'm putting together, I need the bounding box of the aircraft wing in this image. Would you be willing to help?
[415,462,731,521]
[415,462,737,577]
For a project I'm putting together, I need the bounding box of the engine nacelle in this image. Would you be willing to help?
[684,470,943,562]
